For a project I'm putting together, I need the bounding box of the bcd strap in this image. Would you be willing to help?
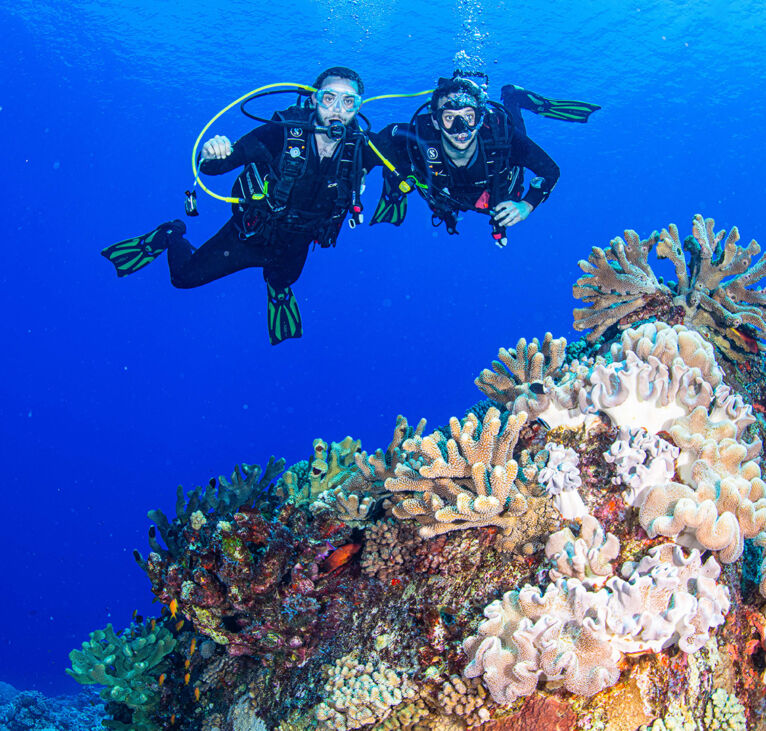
[412,108,521,231]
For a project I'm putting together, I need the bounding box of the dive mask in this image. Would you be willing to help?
[437,102,483,134]
[315,88,363,113]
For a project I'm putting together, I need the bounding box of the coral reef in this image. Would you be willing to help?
[0,687,106,731]
[573,214,766,361]
[79,214,766,731]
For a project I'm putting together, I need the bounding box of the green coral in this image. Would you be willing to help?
[67,620,176,731]
[277,437,361,505]
[704,689,747,731]
[134,456,285,568]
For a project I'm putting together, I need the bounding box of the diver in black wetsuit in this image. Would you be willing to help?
[102,67,378,345]
[370,73,599,247]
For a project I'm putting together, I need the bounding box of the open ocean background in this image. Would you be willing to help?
[1,0,765,696]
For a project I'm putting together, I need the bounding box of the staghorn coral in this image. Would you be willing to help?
[385,408,530,542]
[573,227,667,341]
[355,415,428,485]
[67,620,176,731]
[573,215,766,358]
[462,517,730,705]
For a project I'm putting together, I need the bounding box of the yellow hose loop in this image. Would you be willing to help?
[192,83,317,204]
[362,89,434,105]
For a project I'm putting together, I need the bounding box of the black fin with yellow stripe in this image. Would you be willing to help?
[101,220,186,277]
[267,283,303,345]
[370,170,408,227]
[501,84,601,123]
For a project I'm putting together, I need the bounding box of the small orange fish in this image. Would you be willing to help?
[170,714,176,725]
[175,619,185,632]
[194,686,201,702]
[321,543,361,572]
[150,618,156,631]
[189,638,197,656]
[158,673,166,687]
[184,672,190,685]
[169,598,178,618]
[184,659,190,669]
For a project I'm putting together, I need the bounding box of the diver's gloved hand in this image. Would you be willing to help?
[491,200,532,228]
[201,135,233,160]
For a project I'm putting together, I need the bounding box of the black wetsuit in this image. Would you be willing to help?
[168,115,377,291]
[369,101,560,221]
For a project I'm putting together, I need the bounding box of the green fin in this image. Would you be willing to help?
[503,84,601,123]
[370,172,408,226]
[267,284,303,345]
[101,221,184,277]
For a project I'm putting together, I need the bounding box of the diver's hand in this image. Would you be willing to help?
[201,135,233,160]
[491,200,533,227]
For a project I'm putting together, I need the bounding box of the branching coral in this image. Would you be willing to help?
[134,458,285,567]
[573,227,667,341]
[573,215,766,357]
[385,408,530,541]
[475,333,567,408]
[67,621,176,731]
[462,518,730,705]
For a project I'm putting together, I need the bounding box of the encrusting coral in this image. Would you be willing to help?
[573,214,766,359]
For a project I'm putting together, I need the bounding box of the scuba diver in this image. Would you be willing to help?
[370,73,600,246]
[102,67,378,345]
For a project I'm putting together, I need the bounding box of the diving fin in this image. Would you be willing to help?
[501,84,601,123]
[267,283,303,345]
[370,170,408,226]
[101,220,186,277]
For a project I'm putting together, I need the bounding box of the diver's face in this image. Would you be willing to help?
[433,94,481,151]
[312,77,362,128]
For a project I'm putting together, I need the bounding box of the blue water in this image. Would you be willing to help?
[2,0,765,694]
